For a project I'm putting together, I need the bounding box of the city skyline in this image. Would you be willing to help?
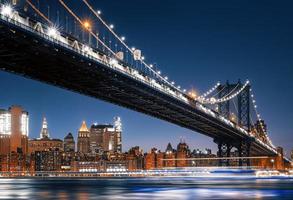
[0,0,292,157]
[1,1,293,199]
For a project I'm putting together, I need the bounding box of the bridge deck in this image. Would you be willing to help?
[0,17,276,156]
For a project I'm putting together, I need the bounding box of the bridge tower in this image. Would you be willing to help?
[216,80,252,166]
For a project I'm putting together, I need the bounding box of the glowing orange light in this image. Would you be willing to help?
[188,89,197,99]
[83,21,91,29]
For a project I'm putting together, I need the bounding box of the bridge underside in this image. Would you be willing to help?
[0,19,276,158]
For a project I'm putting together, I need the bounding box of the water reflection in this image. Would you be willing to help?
[0,177,292,199]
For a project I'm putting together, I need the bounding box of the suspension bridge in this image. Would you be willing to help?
[0,1,288,166]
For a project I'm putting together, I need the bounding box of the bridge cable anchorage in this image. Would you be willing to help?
[26,0,52,26]
[199,80,250,104]
[58,0,117,57]
[81,0,182,93]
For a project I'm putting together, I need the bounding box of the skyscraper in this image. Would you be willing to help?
[0,105,29,155]
[64,133,75,152]
[28,117,63,153]
[40,117,49,139]
[89,117,122,154]
[77,121,90,154]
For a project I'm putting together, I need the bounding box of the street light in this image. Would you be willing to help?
[271,159,275,169]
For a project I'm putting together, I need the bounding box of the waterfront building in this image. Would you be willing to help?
[126,146,144,171]
[89,117,122,154]
[77,121,90,154]
[165,143,176,168]
[176,140,190,167]
[28,118,63,153]
[144,148,157,170]
[64,133,75,152]
[0,105,29,155]
[35,149,62,171]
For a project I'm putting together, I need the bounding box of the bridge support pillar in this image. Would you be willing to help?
[217,142,232,166]
[237,140,251,167]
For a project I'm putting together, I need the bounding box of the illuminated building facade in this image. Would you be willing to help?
[0,105,29,155]
[89,117,122,154]
[35,149,62,171]
[28,118,63,153]
[77,121,90,154]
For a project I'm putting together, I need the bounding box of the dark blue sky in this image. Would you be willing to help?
[1,0,293,155]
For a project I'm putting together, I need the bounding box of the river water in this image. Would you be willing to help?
[0,177,293,199]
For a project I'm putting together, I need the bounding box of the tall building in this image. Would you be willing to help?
[28,117,63,154]
[64,133,75,152]
[89,117,122,154]
[0,105,29,155]
[40,117,49,139]
[77,121,90,154]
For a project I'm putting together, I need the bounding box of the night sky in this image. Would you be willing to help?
[0,0,293,156]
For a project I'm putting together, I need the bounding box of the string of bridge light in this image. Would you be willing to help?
[24,1,186,97]
[198,82,221,99]
[249,87,274,147]
[81,0,183,93]
[198,80,250,104]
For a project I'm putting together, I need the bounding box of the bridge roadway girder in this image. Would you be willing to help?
[0,19,276,157]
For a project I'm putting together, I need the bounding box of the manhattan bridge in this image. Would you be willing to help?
[0,0,289,166]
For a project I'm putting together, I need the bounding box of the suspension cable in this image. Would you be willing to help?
[26,0,52,25]
[81,0,180,92]
[58,0,116,57]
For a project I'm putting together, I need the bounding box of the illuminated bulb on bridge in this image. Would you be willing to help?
[149,64,153,68]
[164,76,168,80]
[83,21,91,29]
[131,47,135,51]
[157,71,161,75]
[110,58,118,65]
[171,81,175,85]
[188,90,197,99]
[121,36,125,41]
[47,27,58,38]
[97,10,101,15]
[141,56,145,60]
[1,4,13,17]
[110,24,114,29]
